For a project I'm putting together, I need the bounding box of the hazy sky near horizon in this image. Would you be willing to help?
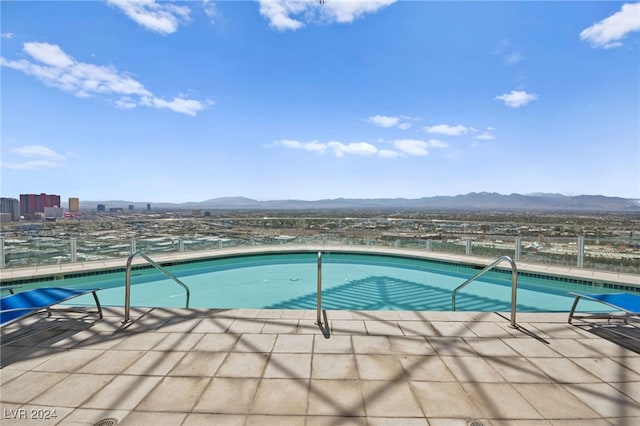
[1,0,639,203]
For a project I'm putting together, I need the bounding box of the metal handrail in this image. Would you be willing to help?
[123,250,190,323]
[452,255,518,328]
[315,251,322,325]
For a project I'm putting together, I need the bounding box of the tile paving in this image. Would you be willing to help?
[1,247,639,425]
[1,306,639,425]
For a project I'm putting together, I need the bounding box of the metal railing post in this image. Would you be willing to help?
[70,238,77,263]
[0,237,5,269]
[577,236,585,268]
[316,251,322,325]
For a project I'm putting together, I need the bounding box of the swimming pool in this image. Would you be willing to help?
[15,251,628,313]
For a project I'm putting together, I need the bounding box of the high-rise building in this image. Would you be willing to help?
[0,197,20,221]
[69,197,80,212]
[97,204,106,212]
[20,193,61,220]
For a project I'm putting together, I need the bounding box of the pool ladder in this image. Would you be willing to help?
[123,250,191,323]
[451,255,519,328]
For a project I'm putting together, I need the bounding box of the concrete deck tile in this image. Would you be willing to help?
[262,319,299,334]
[360,380,423,417]
[169,351,227,376]
[440,355,505,382]
[57,408,127,426]
[544,338,608,358]
[367,418,428,426]
[1,346,60,371]
[313,335,352,353]
[430,321,477,337]
[610,356,640,375]
[245,415,306,425]
[465,337,521,357]
[388,336,434,355]
[461,382,542,420]
[233,333,276,352]
[30,373,114,407]
[571,357,640,382]
[193,377,260,414]
[32,349,103,373]
[77,350,145,375]
[136,376,210,412]
[0,368,22,385]
[307,379,365,416]
[83,375,161,409]
[363,320,404,336]
[609,381,640,404]
[311,354,358,379]
[183,413,245,425]
[330,320,367,335]
[400,355,456,381]
[527,357,601,383]
[546,420,611,426]
[410,381,481,418]
[514,383,600,419]
[565,383,640,417]
[397,320,440,336]
[264,353,311,379]
[352,336,392,354]
[273,334,314,353]
[193,333,239,352]
[227,318,265,334]
[0,371,68,403]
[216,352,269,378]
[120,411,187,426]
[123,350,186,376]
[251,378,310,415]
[502,337,566,357]
[190,317,234,333]
[466,321,518,338]
[152,332,203,351]
[485,356,551,383]
[428,337,476,356]
[112,331,167,350]
[356,354,405,380]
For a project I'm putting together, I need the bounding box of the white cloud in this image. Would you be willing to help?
[322,0,397,24]
[367,114,414,129]
[1,160,66,170]
[474,131,495,141]
[426,124,469,136]
[327,141,378,157]
[505,52,523,65]
[1,32,15,39]
[379,149,401,158]
[10,145,69,161]
[367,115,399,128]
[426,139,449,148]
[2,145,72,170]
[495,90,538,108]
[277,137,449,159]
[258,0,397,31]
[277,139,378,157]
[394,139,430,156]
[203,0,218,23]
[107,0,191,34]
[1,42,207,116]
[580,3,640,49]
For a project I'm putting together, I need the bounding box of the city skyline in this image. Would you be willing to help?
[1,1,639,202]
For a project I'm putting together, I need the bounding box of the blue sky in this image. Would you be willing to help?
[1,1,639,203]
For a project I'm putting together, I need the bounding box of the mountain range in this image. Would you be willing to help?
[79,192,640,213]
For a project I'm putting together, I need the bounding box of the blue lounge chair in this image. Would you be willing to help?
[1,287,102,327]
[568,292,640,324]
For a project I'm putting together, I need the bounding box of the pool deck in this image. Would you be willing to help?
[1,247,639,425]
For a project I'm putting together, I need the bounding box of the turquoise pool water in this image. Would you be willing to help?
[32,252,622,312]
